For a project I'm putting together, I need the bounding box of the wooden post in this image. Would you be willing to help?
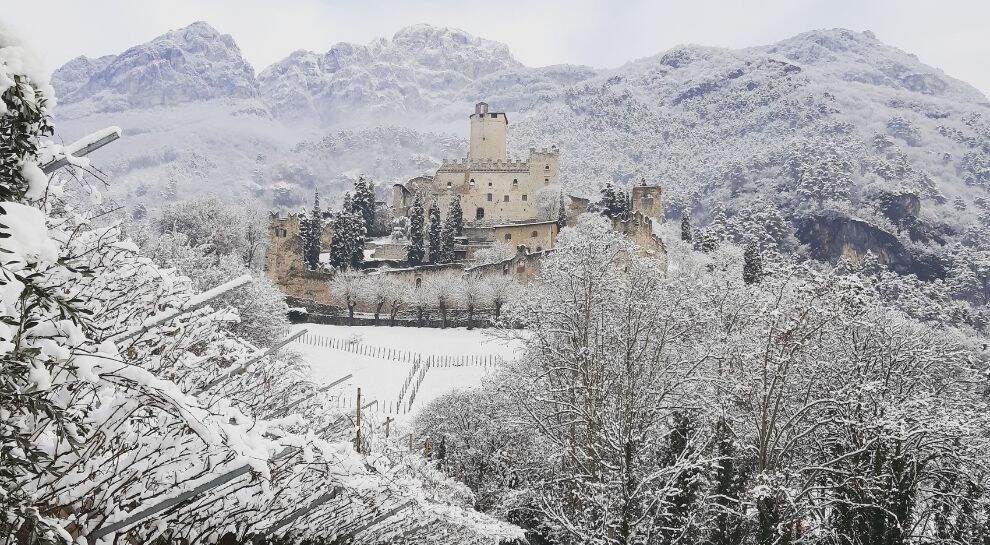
[355,387,362,454]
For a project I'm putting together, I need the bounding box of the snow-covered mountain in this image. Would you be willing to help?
[49,23,990,278]
[53,21,258,116]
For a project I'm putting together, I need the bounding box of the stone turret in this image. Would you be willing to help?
[631,178,662,218]
[469,102,508,161]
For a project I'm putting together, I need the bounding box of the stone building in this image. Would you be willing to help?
[391,102,560,226]
[265,212,334,304]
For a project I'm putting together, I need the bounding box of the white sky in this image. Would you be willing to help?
[5,0,989,97]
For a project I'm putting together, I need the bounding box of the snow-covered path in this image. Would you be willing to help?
[287,324,523,418]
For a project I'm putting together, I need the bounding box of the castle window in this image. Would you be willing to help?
[490,113,497,118]
[416,277,422,288]
[446,181,452,188]
[487,193,493,202]
[504,234,512,242]
[531,230,538,238]
[522,194,528,201]
[512,179,518,188]
[488,181,492,187]
[476,207,485,220]
[470,178,475,184]
[545,164,550,170]
[544,177,550,183]
[503,195,509,202]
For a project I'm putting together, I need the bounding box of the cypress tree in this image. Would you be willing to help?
[352,176,376,234]
[303,190,322,269]
[438,214,457,263]
[407,196,426,265]
[427,199,442,263]
[557,193,568,229]
[681,213,692,243]
[349,211,367,269]
[449,195,464,236]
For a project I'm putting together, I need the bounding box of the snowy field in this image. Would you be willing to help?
[287,324,524,419]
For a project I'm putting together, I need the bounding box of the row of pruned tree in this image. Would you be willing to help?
[328,269,519,329]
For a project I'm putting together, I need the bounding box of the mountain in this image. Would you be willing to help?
[52,21,258,115]
[48,23,990,281]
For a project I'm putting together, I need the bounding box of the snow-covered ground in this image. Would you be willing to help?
[287,324,523,419]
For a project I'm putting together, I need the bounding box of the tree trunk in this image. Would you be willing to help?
[467,304,474,330]
[440,301,447,329]
[374,301,384,326]
[389,305,398,327]
[417,305,424,327]
[348,303,355,326]
[494,301,502,323]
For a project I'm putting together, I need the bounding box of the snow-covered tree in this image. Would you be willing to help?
[407,196,426,265]
[427,199,443,263]
[351,175,376,235]
[742,238,763,283]
[680,213,692,242]
[303,190,323,269]
[437,212,457,264]
[462,275,493,329]
[329,270,364,324]
[421,272,464,328]
[327,210,365,270]
[448,194,464,236]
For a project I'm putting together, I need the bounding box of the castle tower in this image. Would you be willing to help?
[631,178,663,218]
[469,102,508,161]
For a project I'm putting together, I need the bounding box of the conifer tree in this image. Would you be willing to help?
[352,176,376,234]
[557,193,568,229]
[593,182,631,220]
[349,211,367,269]
[438,214,457,264]
[681,213,692,243]
[448,195,464,236]
[743,239,763,284]
[303,190,322,270]
[407,196,426,265]
[427,199,443,263]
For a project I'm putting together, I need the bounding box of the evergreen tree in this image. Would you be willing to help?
[448,195,464,236]
[342,191,354,213]
[427,199,443,263]
[438,213,457,264]
[592,182,631,220]
[681,213,692,243]
[327,212,350,270]
[557,193,568,229]
[407,196,426,265]
[349,211,367,269]
[303,190,322,270]
[743,239,763,284]
[352,176,376,234]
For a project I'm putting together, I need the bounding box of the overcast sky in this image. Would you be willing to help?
[5,0,989,96]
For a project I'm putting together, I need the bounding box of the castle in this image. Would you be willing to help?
[265,102,666,309]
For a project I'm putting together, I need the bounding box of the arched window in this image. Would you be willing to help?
[446,181,452,188]
[512,179,519,188]
[415,277,422,288]
[531,230,538,238]
[544,164,550,170]
[476,207,485,220]
[504,233,512,242]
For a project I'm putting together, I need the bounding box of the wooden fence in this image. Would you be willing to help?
[293,332,506,368]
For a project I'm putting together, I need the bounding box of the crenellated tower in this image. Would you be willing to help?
[469,102,508,161]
